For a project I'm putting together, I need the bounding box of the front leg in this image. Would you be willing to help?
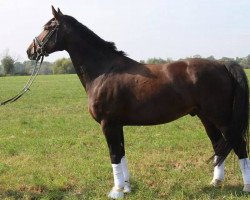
[120,128,131,193]
[102,121,126,199]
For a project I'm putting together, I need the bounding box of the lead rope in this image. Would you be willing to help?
[0,55,44,106]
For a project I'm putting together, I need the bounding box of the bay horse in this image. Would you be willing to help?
[27,6,250,199]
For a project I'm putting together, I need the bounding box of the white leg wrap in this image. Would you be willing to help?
[121,157,130,181]
[121,156,131,193]
[112,163,125,189]
[213,156,225,181]
[239,158,250,192]
[211,155,225,187]
[240,158,250,185]
[108,163,124,199]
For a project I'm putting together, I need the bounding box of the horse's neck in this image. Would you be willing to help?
[66,40,117,91]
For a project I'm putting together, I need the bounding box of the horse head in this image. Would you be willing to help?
[27,6,66,60]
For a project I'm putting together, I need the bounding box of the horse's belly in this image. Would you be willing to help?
[124,108,189,125]
[121,97,194,125]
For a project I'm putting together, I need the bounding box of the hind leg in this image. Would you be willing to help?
[232,137,250,192]
[199,115,226,186]
[201,118,250,192]
[239,157,250,192]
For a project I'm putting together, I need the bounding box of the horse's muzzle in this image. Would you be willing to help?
[26,47,37,60]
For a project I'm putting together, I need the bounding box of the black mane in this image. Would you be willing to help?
[63,15,126,56]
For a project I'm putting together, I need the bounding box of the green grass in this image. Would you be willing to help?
[0,70,250,199]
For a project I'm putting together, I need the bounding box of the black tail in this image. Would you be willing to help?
[215,62,249,166]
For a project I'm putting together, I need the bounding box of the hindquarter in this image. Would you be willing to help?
[189,59,234,127]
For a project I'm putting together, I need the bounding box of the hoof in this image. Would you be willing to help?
[124,181,131,193]
[243,184,250,192]
[211,179,223,187]
[108,187,124,199]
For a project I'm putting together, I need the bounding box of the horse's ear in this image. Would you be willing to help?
[52,5,62,20]
[58,8,63,15]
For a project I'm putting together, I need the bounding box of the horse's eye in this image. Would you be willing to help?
[51,21,58,27]
[44,25,50,30]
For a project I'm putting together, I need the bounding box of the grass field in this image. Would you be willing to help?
[0,70,250,200]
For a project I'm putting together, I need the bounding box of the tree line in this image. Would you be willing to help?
[140,54,250,68]
[0,55,75,76]
[1,53,250,76]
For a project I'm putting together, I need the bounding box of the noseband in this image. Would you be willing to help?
[0,21,60,106]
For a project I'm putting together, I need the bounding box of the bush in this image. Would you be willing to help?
[52,58,75,74]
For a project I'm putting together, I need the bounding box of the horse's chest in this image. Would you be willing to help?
[88,95,114,123]
[88,99,103,123]
[87,82,124,122]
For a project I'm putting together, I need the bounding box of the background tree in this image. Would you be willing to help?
[238,55,250,69]
[206,55,216,60]
[145,57,173,64]
[22,60,37,75]
[0,64,3,76]
[146,57,167,64]
[14,62,25,75]
[52,58,75,74]
[219,57,235,62]
[245,55,250,68]
[40,61,53,75]
[192,54,202,58]
[236,57,243,64]
[1,55,15,75]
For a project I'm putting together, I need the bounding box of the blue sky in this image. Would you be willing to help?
[0,0,249,61]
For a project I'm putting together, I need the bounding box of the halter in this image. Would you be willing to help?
[34,22,59,58]
[0,22,59,106]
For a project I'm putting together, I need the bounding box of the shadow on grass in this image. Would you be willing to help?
[137,181,250,199]
[188,184,250,199]
[2,183,249,199]
[0,187,86,200]
[130,179,140,194]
